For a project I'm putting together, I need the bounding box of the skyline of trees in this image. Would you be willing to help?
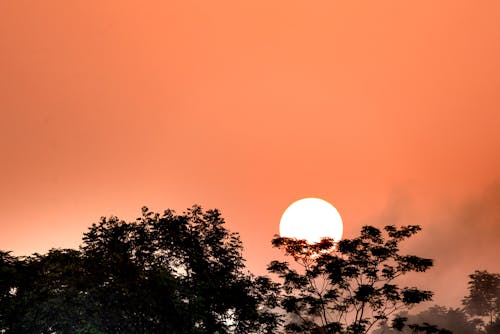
[0,205,498,333]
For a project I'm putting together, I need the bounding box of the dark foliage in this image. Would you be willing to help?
[373,269,500,334]
[3,205,497,334]
[268,225,434,334]
[462,270,500,328]
[374,306,479,334]
[0,206,280,334]
[484,318,500,334]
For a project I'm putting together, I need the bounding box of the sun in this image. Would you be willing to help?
[279,198,343,244]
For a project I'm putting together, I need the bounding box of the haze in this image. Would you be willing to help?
[1,1,499,309]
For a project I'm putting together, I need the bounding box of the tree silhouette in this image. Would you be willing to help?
[268,225,433,334]
[406,322,451,334]
[10,249,94,333]
[6,206,492,334]
[0,206,280,334]
[0,251,18,331]
[462,270,500,328]
[374,306,478,334]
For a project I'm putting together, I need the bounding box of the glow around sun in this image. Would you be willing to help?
[279,198,343,244]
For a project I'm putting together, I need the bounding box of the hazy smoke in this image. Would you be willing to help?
[370,185,500,308]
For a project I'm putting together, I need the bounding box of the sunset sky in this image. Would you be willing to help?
[1,1,499,308]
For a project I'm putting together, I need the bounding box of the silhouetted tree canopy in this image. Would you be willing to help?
[373,306,477,334]
[268,225,434,334]
[2,205,498,334]
[373,271,500,334]
[0,206,280,334]
[462,270,500,328]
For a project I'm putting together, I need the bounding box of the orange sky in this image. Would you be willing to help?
[1,1,499,307]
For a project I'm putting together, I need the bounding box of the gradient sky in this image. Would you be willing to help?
[1,1,499,308]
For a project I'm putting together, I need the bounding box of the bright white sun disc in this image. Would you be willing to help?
[279,198,343,244]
